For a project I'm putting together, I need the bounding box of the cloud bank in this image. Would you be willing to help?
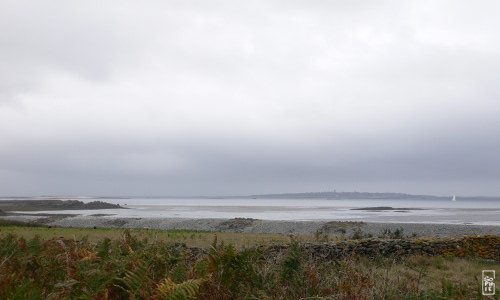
[1,0,499,196]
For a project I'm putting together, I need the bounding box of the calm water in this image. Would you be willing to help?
[17,197,500,225]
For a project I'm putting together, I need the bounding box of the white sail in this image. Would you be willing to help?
[452,195,456,201]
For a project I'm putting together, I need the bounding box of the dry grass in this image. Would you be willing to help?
[359,255,500,297]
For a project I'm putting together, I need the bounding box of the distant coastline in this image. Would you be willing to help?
[242,191,500,201]
[2,191,499,201]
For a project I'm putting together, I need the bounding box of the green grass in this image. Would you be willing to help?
[0,225,314,248]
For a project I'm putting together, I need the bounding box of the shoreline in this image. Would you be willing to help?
[2,199,499,237]
[1,214,499,238]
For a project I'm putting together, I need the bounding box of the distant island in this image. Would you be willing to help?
[0,199,123,212]
[240,191,500,201]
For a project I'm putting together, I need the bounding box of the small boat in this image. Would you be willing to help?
[452,195,456,201]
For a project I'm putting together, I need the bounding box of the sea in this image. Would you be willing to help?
[12,197,500,225]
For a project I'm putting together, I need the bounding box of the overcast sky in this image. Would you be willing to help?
[1,1,499,197]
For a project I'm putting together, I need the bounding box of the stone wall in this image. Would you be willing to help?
[267,235,500,260]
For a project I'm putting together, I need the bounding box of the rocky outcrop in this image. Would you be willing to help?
[216,218,257,232]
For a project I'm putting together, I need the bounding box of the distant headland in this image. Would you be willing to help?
[0,199,123,212]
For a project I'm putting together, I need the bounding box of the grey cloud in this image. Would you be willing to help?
[1,0,500,196]
[0,0,144,106]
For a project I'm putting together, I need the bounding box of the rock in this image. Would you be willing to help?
[216,218,256,232]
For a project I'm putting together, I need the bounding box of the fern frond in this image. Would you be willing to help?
[157,277,205,300]
[117,261,150,296]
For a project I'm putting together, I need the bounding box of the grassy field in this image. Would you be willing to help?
[1,222,499,299]
[0,224,314,248]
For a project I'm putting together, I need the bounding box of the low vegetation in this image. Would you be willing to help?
[1,224,499,299]
[0,224,307,248]
[0,219,47,228]
[0,199,122,211]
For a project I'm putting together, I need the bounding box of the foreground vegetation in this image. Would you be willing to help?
[0,224,308,248]
[0,225,499,299]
